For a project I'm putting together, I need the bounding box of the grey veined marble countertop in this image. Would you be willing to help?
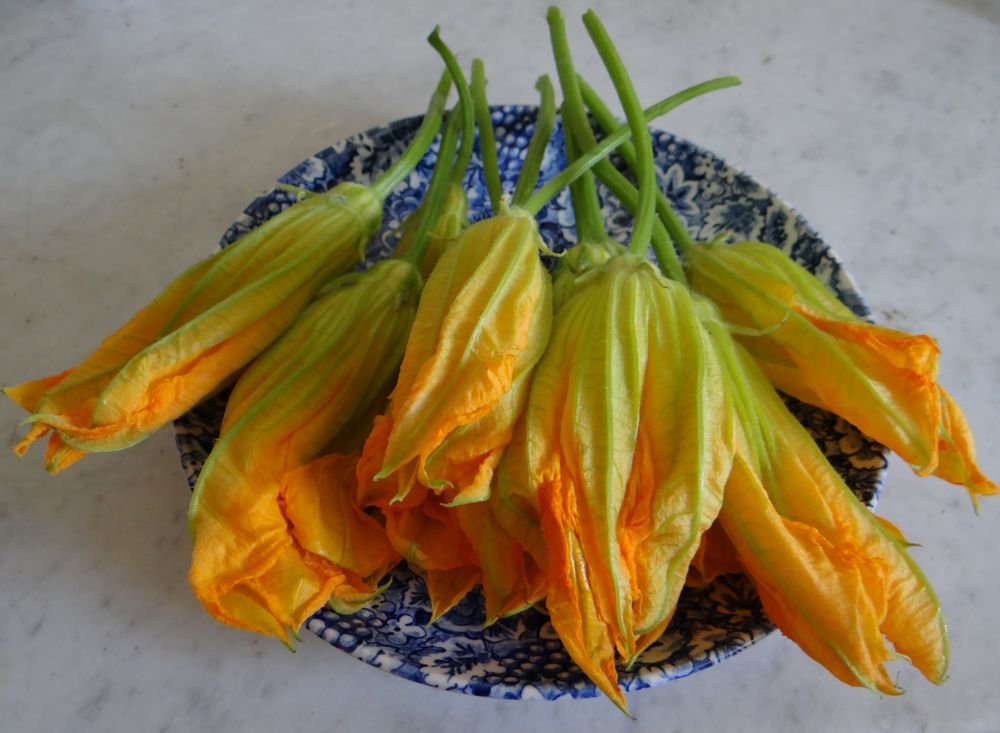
[2,1,998,731]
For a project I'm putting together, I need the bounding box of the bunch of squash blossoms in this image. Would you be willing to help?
[6,9,995,713]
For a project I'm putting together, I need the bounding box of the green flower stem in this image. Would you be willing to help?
[582,10,655,257]
[398,105,462,267]
[371,71,452,202]
[521,76,741,216]
[585,156,683,281]
[547,5,681,280]
[512,75,557,207]
[562,114,607,244]
[427,28,476,188]
[547,7,606,244]
[580,77,700,255]
[471,59,502,213]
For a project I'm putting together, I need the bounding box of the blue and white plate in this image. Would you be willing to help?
[174,106,887,701]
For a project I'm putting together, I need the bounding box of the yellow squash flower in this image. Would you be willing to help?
[359,206,552,508]
[699,297,949,693]
[685,239,997,504]
[5,183,380,473]
[188,259,421,642]
[523,253,732,710]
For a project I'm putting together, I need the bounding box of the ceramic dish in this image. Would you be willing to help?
[174,106,887,701]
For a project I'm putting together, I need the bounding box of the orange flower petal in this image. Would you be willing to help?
[383,491,480,618]
[539,479,626,712]
[452,496,546,624]
[4,370,71,414]
[283,454,399,579]
[685,520,743,588]
[425,567,481,622]
[43,435,86,474]
[934,387,998,507]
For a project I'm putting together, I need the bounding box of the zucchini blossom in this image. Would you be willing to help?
[698,296,949,693]
[188,259,422,643]
[6,72,453,474]
[685,239,998,505]
[358,43,554,513]
[522,254,731,709]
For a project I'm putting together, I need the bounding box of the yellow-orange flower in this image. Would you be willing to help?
[5,183,381,473]
[187,259,420,642]
[359,206,552,509]
[685,239,997,504]
[698,297,949,693]
[521,253,732,710]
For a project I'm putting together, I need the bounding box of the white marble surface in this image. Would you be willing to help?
[2,1,998,731]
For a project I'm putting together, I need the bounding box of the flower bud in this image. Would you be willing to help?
[685,239,997,504]
[6,183,381,473]
[524,253,732,708]
[360,206,552,508]
[187,259,421,642]
[698,296,948,693]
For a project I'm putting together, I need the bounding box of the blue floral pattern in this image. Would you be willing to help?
[174,106,886,701]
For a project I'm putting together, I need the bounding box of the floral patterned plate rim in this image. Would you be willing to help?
[173,105,887,702]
